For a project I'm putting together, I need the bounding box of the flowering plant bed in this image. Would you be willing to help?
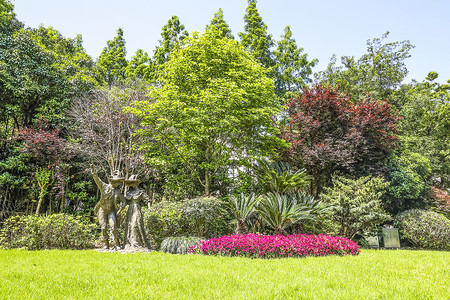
[189,233,360,258]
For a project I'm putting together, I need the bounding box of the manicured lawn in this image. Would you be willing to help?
[1,249,449,299]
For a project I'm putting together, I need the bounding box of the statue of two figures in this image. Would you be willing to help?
[90,165,150,250]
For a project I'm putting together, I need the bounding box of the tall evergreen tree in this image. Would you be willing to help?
[125,49,153,81]
[152,16,188,67]
[238,0,275,70]
[273,26,318,99]
[206,8,234,39]
[96,28,128,88]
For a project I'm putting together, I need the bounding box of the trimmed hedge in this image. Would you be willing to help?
[395,209,450,250]
[0,214,97,250]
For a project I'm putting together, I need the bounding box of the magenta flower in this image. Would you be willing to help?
[189,233,360,258]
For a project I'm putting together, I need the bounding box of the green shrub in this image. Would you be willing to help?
[159,236,204,254]
[320,175,391,240]
[144,197,232,246]
[182,196,232,238]
[395,209,450,250]
[143,201,185,246]
[0,214,97,250]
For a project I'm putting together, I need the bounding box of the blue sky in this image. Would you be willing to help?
[13,0,450,84]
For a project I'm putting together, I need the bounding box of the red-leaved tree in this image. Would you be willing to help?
[13,118,74,213]
[280,85,400,196]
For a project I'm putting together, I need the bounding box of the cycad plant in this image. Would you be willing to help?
[254,159,310,194]
[257,193,311,235]
[226,193,259,234]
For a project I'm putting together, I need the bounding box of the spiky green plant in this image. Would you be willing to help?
[257,193,310,235]
[226,193,259,234]
[254,159,310,194]
[159,237,204,255]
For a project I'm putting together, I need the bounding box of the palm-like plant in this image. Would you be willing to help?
[254,159,310,194]
[226,193,259,234]
[257,193,310,235]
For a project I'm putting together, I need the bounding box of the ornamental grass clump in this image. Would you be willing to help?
[189,233,360,258]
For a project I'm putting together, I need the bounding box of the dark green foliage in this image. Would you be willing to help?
[256,192,327,235]
[254,159,310,194]
[383,154,429,215]
[143,201,184,246]
[398,72,450,189]
[0,213,97,250]
[159,236,204,254]
[395,209,450,250]
[226,193,258,233]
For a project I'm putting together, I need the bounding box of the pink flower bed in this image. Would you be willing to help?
[189,233,360,258]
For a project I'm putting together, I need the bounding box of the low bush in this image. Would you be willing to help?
[190,233,360,258]
[144,197,233,246]
[159,236,204,254]
[143,201,185,246]
[0,214,96,250]
[182,196,232,238]
[395,209,450,250]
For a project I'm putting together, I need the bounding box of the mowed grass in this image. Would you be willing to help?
[0,249,449,299]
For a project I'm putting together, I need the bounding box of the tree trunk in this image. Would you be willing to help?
[274,227,285,235]
[35,195,44,215]
[205,170,210,195]
[236,219,248,234]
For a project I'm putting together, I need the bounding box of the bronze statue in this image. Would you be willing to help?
[122,175,150,249]
[91,164,124,249]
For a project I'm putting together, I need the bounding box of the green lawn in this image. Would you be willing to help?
[0,249,449,299]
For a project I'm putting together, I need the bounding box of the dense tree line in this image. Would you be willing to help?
[0,0,449,229]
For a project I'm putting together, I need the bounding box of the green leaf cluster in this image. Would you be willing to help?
[321,175,391,239]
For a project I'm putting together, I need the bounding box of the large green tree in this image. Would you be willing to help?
[273,25,317,99]
[398,72,450,188]
[129,28,286,195]
[318,32,414,101]
[96,28,128,88]
[206,8,234,40]
[238,0,275,70]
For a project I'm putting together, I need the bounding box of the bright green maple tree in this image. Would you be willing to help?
[128,28,286,195]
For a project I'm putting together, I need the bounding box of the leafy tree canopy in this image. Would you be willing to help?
[238,0,275,70]
[96,28,128,88]
[398,72,450,188]
[281,85,400,196]
[318,32,414,101]
[274,25,318,99]
[152,16,188,67]
[128,27,286,195]
[206,8,234,40]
